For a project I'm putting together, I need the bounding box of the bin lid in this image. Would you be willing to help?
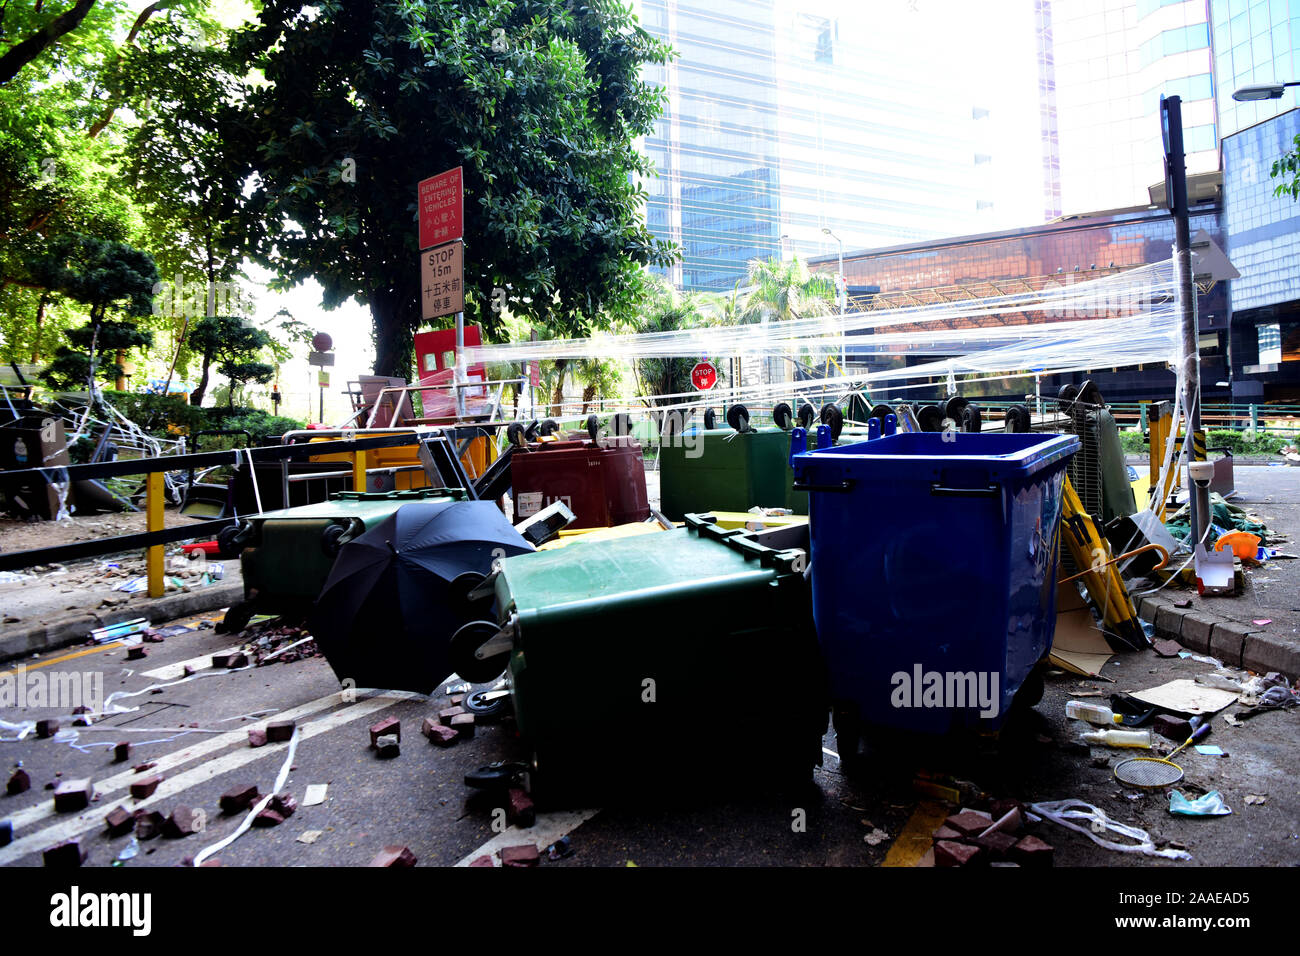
[792,431,1080,481]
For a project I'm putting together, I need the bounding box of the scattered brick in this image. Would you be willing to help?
[448,695,466,707]
[164,806,200,838]
[934,840,982,867]
[931,825,962,842]
[130,775,163,800]
[213,651,248,669]
[133,762,156,774]
[199,859,221,867]
[369,718,400,747]
[975,830,1018,860]
[43,839,84,867]
[944,810,993,837]
[468,854,494,868]
[438,706,467,726]
[369,845,417,867]
[104,807,134,837]
[126,646,148,660]
[220,784,260,815]
[500,844,540,867]
[252,809,285,828]
[1011,834,1054,867]
[376,734,401,758]
[53,779,92,813]
[270,792,297,818]
[142,629,165,643]
[979,807,1023,838]
[183,665,196,677]
[1152,713,1192,742]
[266,720,295,743]
[450,714,475,739]
[507,788,535,828]
[6,768,30,795]
[247,728,267,748]
[113,742,131,763]
[134,810,165,840]
[422,717,458,746]
[35,718,59,738]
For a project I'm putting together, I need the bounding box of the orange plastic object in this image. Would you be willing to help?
[1214,531,1260,560]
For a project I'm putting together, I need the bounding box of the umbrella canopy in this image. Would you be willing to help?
[308,500,532,693]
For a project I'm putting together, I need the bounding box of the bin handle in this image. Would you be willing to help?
[930,483,1000,497]
[791,479,855,493]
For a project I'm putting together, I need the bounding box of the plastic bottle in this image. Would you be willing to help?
[1081,728,1153,749]
[1065,700,1121,725]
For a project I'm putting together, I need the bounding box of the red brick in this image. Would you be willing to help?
[934,840,982,867]
[266,720,295,743]
[270,792,297,818]
[438,706,467,726]
[975,831,1018,860]
[369,717,400,747]
[133,761,156,773]
[468,854,494,868]
[979,807,1023,838]
[370,845,417,867]
[130,775,163,799]
[247,728,267,747]
[164,806,200,838]
[422,717,458,745]
[448,695,466,707]
[220,784,260,815]
[989,798,1023,820]
[126,646,148,660]
[213,651,248,669]
[53,779,92,813]
[500,844,540,867]
[252,809,285,828]
[134,810,165,840]
[507,788,535,828]
[35,718,58,738]
[6,768,30,795]
[199,859,221,867]
[104,807,134,837]
[450,714,475,739]
[1011,835,1054,867]
[931,825,963,842]
[1152,714,1192,742]
[113,742,131,763]
[42,839,84,867]
[944,810,994,836]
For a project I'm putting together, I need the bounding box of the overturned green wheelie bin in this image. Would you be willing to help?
[484,514,827,802]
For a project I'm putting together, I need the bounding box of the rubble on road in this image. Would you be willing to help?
[369,845,417,867]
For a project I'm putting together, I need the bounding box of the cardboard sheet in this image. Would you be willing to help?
[1049,583,1113,677]
[1129,678,1240,716]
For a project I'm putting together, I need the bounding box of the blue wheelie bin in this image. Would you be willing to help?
[790,430,1079,738]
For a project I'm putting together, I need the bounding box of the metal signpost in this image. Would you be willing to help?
[309,332,334,424]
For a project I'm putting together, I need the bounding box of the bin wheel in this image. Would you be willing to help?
[797,403,817,429]
[917,404,944,432]
[726,403,750,433]
[448,620,510,684]
[819,404,844,442]
[506,422,527,447]
[447,571,488,614]
[1013,666,1046,710]
[1004,404,1031,433]
[1056,383,1078,412]
[1076,379,1102,407]
[772,402,793,430]
[610,413,633,438]
[960,402,982,433]
[703,407,717,430]
[463,687,510,720]
[869,404,894,424]
[585,414,600,441]
[538,419,559,437]
[945,395,969,424]
[217,523,246,558]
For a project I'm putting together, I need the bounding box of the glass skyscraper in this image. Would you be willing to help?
[1210,0,1300,138]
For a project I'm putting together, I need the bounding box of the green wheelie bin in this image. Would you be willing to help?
[486,513,827,802]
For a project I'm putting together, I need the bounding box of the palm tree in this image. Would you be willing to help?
[631,276,723,409]
[741,255,835,322]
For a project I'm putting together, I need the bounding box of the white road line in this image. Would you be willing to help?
[140,647,242,681]
[453,809,600,867]
[0,691,416,865]
[0,691,400,842]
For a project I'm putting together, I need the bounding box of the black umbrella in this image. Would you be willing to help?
[307,500,533,693]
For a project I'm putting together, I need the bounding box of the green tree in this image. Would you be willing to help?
[186,314,274,407]
[225,0,675,379]
[741,255,835,322]
[631,278,723,409]
[1272,134,1300,202]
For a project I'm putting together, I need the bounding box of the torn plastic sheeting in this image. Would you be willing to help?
[1169,790,1232,817]
[1029,800,1192,861]
[193,727,300,867]
[0,718,35,741]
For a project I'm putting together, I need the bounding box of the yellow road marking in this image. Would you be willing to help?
[882,800,950,867]
[1,642,122,674]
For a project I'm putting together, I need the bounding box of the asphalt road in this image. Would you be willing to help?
[1,606,1296,868]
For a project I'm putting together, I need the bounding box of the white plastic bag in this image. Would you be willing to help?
[1029,799,1192,861]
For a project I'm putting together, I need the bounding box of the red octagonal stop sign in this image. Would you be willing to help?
[690,361,717,391]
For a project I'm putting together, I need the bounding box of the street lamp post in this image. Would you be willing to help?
[1232,81,1299,101]
[822,227,846,374]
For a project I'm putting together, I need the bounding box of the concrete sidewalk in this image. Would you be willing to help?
[1132,464,1300,678]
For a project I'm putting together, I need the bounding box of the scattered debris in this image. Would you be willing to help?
[370,845,417,867]
[219,784,260,815]
[133,810,165,840]
[35,718,59,739]
[863,828,890,846]
[248,728,268,748]
[253,809,285,828]
[163,806,201,838]
[129,775,163,800]
[266,720,295,743]
[1030,800,1191,860]
[469,854,495,867]
[1244,794,1267,805]
[212,651,248,669]
[43,839,85,867]
[546,836,575,861]
[450,714,475,739]
[303,784,328,807]
[104,807,134,837]
[1010,835,1054,867]
[422,717,457,746]
[1170,790,1232,816]
[507,788,535,828]
[500,844,539,867]
[113,742,131,763]
[125,646,148,661]
[53,779,92,813]
[132,761,156,773]
[297,830,323,845]
[375,734,400,758]
[369,718,400,748]
[7,768,30,795]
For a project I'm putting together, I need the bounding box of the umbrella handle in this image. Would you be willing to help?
[1059,542,1169,585]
